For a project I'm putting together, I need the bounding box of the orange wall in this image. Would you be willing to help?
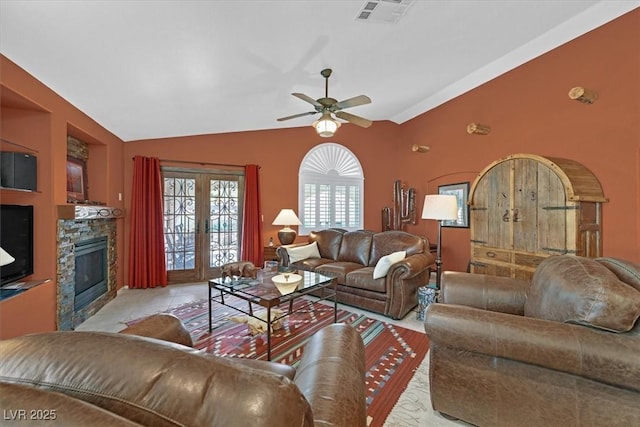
[1,9,638,338]
[126,9,640,275]
[399,9,640,270]
[122,122,403,280]
[0,57,126,338]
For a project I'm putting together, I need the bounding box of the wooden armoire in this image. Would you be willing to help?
[469,153,607,280]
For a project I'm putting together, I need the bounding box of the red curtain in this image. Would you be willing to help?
[128,156,167,288]
[241,164,263,266]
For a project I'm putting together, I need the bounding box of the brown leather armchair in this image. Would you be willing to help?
[424,255,640,427]
[0,317,366,427]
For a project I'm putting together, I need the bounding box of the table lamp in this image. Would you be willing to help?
[272,209,302,245]
[421,194,458,289]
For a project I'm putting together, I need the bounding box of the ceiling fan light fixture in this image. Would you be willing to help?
[313,113,341,137]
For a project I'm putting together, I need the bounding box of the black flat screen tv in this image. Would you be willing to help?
[0,204,34,286]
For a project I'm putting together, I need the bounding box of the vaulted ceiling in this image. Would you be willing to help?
[1,1,636,141]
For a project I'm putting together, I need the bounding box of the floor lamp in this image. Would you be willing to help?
[421,194,458,290]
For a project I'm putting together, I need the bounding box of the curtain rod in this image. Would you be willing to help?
[131,157,252,169]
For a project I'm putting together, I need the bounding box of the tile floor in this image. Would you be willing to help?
[76,281,427,333]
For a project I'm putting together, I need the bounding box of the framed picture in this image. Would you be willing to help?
[66,156,87,202]
[438,182,470,228]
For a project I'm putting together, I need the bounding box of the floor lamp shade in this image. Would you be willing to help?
[272,209,302,245]
[421,195,458,290]
[421,195,458,221]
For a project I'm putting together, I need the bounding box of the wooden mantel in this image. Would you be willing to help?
[57,205,125,220]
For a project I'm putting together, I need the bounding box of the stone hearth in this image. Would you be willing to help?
[57,218,117,330]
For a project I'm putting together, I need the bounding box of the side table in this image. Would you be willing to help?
[263,245,279,263]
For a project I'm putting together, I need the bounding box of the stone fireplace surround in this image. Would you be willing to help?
[56,218,117,330]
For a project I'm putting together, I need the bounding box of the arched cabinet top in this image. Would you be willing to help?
[469,153,608,204]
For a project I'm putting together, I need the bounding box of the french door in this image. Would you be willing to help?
[162,169,244,284]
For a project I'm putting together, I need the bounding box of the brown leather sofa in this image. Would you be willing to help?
[277,229,435,319]
[0,316,366,427]
[424,255,640,427]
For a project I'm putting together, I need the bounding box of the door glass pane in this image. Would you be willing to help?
[209,178,239,267]
[163,177,196,270]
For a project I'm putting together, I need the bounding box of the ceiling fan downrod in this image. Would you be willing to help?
[321,68,332,98]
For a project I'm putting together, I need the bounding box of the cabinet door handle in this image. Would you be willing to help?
[470,261,487,268]
[486,251,496,258]
[205,219,210,234]
[513,208,520,222]
[502,210,510,222]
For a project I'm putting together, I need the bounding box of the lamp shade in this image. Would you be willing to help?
[421,195,458,221]
[0,247,16,267]
[272,209,302,226]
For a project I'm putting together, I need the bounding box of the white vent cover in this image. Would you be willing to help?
[356,0,415,23]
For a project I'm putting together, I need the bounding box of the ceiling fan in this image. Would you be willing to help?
[277,68,372,137]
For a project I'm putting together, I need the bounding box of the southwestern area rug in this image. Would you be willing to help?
[129,297,429,427]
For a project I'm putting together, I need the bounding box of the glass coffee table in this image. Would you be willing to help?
[208,270,337,360]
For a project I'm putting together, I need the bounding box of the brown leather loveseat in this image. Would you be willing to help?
[424,255,640,427]
[0,318,366,427]
[277,229,435,319]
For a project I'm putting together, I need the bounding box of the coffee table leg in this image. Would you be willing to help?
[266,307,272,361]
[208,284,212,332]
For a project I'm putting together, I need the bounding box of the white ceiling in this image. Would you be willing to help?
[1,1,637,142]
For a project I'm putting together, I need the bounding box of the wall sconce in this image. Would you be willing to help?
[569,86,597,104]
[467,123,491,135]
[412,144,430,153]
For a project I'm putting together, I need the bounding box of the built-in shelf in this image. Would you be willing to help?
[0,138,38,153]
[0,279,51,302]
[0,186,41,193]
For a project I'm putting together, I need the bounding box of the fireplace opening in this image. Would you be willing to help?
[74,237,108,311]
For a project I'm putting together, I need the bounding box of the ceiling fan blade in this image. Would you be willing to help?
[335,111,373,128]
[277,111,317,122]
[333,95,371,111]
[292,93,323,108]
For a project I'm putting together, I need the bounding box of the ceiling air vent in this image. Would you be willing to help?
[355,0,415,24]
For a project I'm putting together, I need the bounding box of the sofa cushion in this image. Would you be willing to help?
[286,242,321,264]
[309,229,345,260]
[291,258,335,271]
[596,257,640,292]
[524,256,640,332]
[316,262,365,284]
[345,267,386,292]
[0,332,314,427]
[369,231,425,266]
[373,251,406,279]
[337,230,374,266]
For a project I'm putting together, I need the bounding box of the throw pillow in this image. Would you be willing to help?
[524,256,640,333]
[286,242,321,264]
[373,251,406,280]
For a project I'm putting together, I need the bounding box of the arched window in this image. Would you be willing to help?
[298,143,364,235]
